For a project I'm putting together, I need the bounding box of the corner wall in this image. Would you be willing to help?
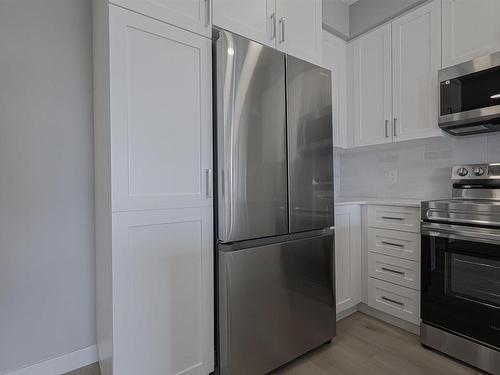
[0,1,96,373]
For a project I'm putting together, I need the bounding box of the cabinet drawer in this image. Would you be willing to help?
[368,278,420,325]
[367,205,420,233]
[368,252,420,290]
[368,228,421,261]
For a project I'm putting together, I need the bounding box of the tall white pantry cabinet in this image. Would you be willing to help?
[93,2,214,375]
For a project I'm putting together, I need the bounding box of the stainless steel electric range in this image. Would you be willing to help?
[421,163,500,374]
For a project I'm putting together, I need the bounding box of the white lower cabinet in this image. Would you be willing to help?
[366,204,421,326]
[113,208,214,375]
[335,205,362,315]
[368,278,420,325]
[368,252,420,290]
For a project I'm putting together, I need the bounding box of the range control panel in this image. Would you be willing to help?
[452,163,500,180]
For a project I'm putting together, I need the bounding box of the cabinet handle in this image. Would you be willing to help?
[381,216,404,221]
[381,267,405,276]
[385,120,389,138]
[381,296,404,306]
[381,241,404,248]
[204,0,210,27]
[270,13,276,40]
[279,17,286,43]
[206,168,213,198]
[393,118,397,137]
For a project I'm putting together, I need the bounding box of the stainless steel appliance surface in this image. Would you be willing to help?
[438,51,500,136]
[421,163,500,374]
[213,28,335,375]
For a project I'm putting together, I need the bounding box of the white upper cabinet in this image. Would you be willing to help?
[212,0,322,63]
[351,24,392,147]
[322,31,348,148]
[213,0,276,47]
[392,0,442,142]
[110,0,211,37]
[109,6,213,212]
[275,0,322,64]
[442,0,500,67]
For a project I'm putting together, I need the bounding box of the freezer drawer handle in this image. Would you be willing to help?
[381,216,404,221]
[381,296,404,306]
[381,267,405,276]
[381,241,404,248]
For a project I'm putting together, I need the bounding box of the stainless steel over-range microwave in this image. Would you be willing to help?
[439,51,500,135]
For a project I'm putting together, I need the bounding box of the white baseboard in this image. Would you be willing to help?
[4,345,98,375]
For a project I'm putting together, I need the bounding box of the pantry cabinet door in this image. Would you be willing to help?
[276,0,322,64]
[213,0,276,47]
[442,0,500,67]
[392,0,442,142]
[335,205,362,315]
[351,24,393,147]
[110,0,211,37]
[113,207,214,375]
[109,6,213,212]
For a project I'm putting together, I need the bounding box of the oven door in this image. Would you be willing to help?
[421,222,500,349]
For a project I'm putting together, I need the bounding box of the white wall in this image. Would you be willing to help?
[0,1,95,373]
[338,134,500,200]
[323,0,350,38]
[349,0,425,37]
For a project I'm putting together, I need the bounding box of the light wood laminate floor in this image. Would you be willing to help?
[274,312,485,375]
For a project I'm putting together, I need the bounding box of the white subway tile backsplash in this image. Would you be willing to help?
[338,135,500,201]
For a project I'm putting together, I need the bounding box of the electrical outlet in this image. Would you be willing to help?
[388,169,399,185]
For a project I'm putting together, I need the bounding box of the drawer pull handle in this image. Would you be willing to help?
[381,296,404,306]
[381,267,405,276]
[381,241,404,248]
[381,216,404,221]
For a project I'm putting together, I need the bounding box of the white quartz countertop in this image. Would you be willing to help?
[335,197,422,208]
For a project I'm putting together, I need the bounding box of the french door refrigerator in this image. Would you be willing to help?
[213,28,335,375]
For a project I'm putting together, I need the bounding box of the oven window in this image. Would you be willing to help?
[447,253,500,308]
[440,65,500,115]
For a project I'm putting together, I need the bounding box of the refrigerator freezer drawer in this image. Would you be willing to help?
[218,232,336,375]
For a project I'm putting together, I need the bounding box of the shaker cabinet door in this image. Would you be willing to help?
[335,205,362,315]
[113,207,214,375]
[442,0,500,67]
[275,0,322,64]
[109,6,213,212]
[351,24,393,147]
[110,0,212,37]
[213,0,276,47]
[392,0,442,142]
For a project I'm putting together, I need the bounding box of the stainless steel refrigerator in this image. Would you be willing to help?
[213,28,335,375]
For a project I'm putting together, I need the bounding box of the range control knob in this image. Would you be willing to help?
[473,167,485,176]
[457,167,468,177]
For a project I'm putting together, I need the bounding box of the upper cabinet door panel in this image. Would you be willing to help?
[110,0,211,37]
[442,0,500,67]
[213,0,276,47]
[392,0,442,142]
[276,0,322,64]
[110,6,212,211]
[351,24,392,147]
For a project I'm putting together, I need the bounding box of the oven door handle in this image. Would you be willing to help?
[421,222,500,245]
